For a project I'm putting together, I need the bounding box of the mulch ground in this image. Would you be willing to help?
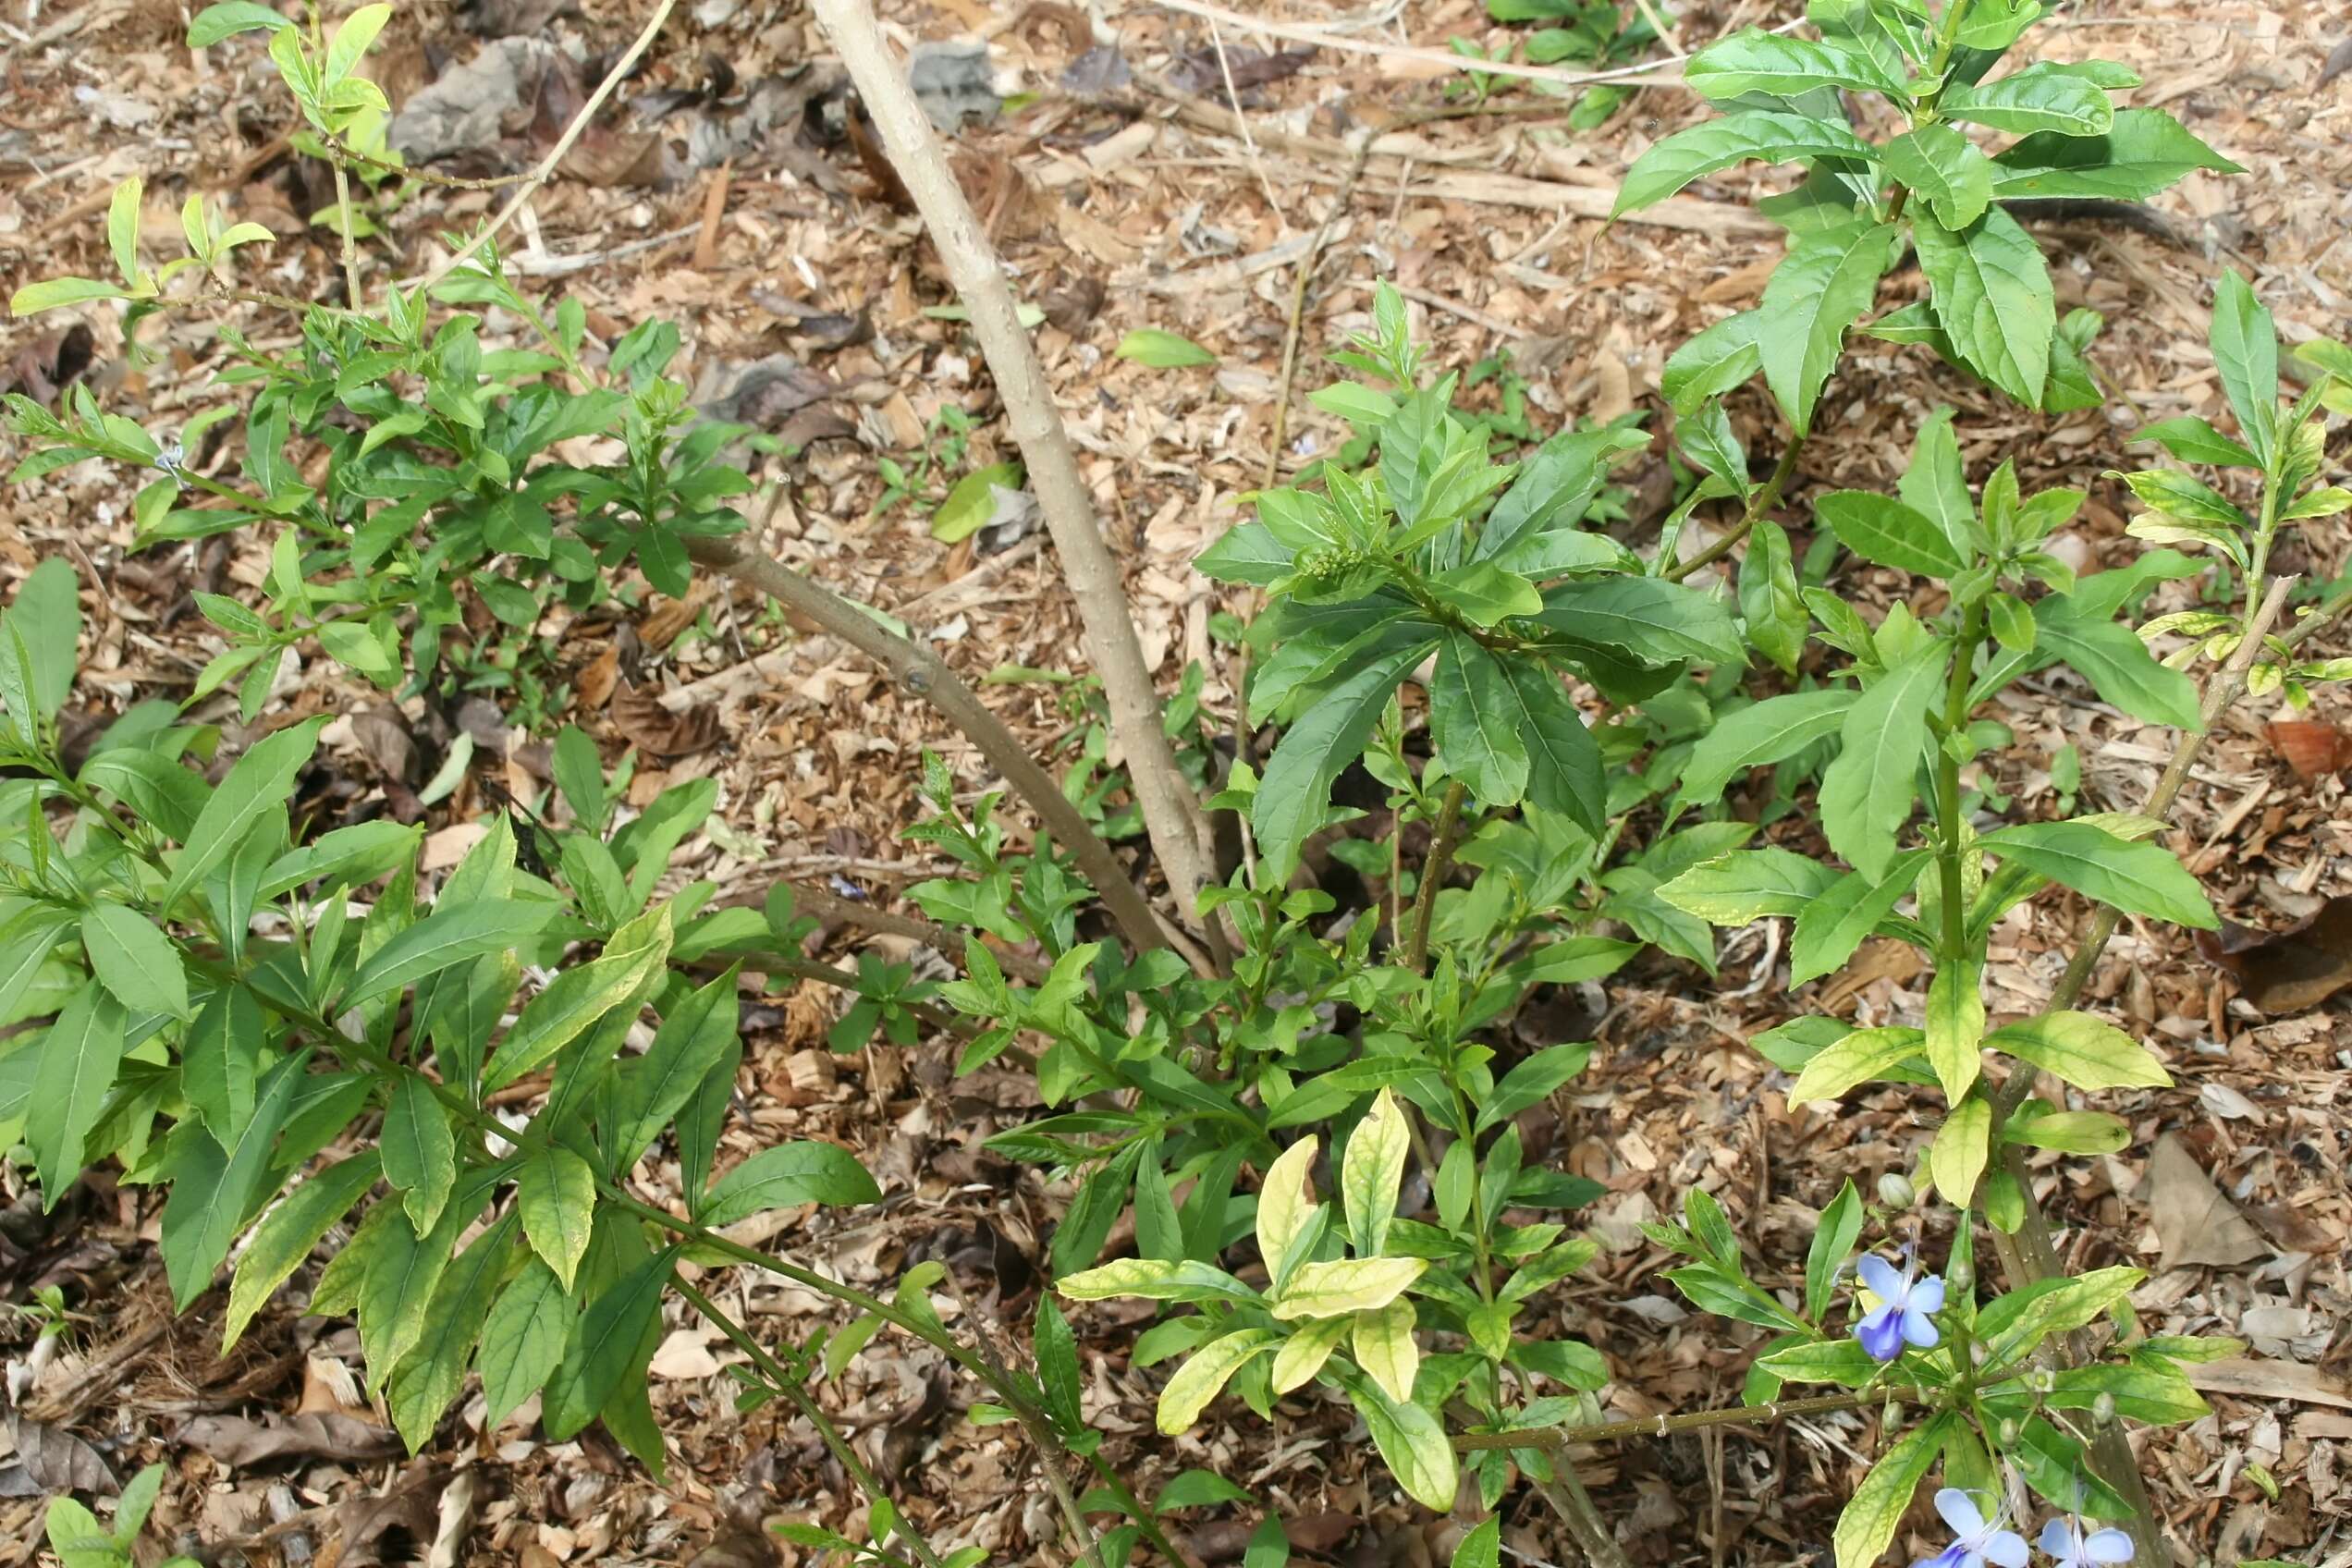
[1,0,2347,1563]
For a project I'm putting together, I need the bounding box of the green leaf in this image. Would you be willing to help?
[1662,311,1763,415]
[1684,28,1906,99]
[1035,1296,1084,1432]
[1789,850,1929,985]
[1819,640,1947,880]
[2031,609,2202,729]
[2005,1109,2131,1155]
[1929,1093,1992,1204]
[341,897,553,1008]
[1430,635,1531,808]
[161,717,325,917]
[1613,111,1876,216]
[1268,1257,1426,1320]
[1880,124,1992,228]
[28,980,126,1208]
[324,1,391,80]
[1757,1338,1886,1387]
[2209,270,2276,465]
[1787,1025,1927,1103]
[1945,64,2118,136]
[1915,205,2055,407]
[1253,639,1431,886]
[1334,1364,1458,1512]
[1758,222,1901,436]
[1197,521,1294,585]
[1452,1517,1501,1568]
[1980,819,2216,927]
[1158,1329,1278,1433]
[1427,561,1541,629]
[1832,1413,1956,1568]
[44,1497,116,1568]
[1674,688,1856,812]
[931,460,1024,544]
[358,1207,460,1388]
[386,1214,517,1452]
[1533,575,1745,665]
[517,1145,595,1289]
[1059,1256,1263,1306]
[1925,959,1986,1101]
[542,1245,672,1444]
[9,556,81,721]
[1805,1180,1864,1323]
[381,1074,457,1234]
[1980,1266,2141,1371]
[159,1049,309,1308]
[8,276,131,314]
[1986,1010,2171,1090]
[1991,108,2242,201]
[108,177,144,288]
[483,901,673,1089]
[1476,426,1648,563]
[224,1151,382,1350]
[1476,1043,1591,1133]
[480,1256,571,1427]
[1341,1087,1410,1259]
[612,966,740,1172]
[1816,490,1968,577]
[1739,519,1806,673]
[702,1142,882,1224]
[1659,849,1843,925]
[1156,1470,1252,1513]
[80,901,190,1019]
[189,0,296,44]
[1116,329,1217,368]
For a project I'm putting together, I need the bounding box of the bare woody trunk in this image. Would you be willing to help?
[809,0,1219,938]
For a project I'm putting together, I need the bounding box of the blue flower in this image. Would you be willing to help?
[2038,1513,2133,1568]
[1911,1488,2027,1568]
[1854,1249,1943,1362]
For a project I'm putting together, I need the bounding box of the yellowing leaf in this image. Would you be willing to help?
[1256,1136,1319,1288]
[1929,1095,1991,1204]
[1351,1298,1420,1403]
[1269,1316,1350,1393]
[1158,1329,1279,1434]
[1269,1256,1424,1320]
[1341,1088,1409,1258]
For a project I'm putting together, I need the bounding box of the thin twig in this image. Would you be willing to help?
[1205,13,1285,225]
[770,878,1051,982]
[675,1280,949,1568]
[416,0,677,291]
[686,534,1204,974]
[1150,0,1712,90]
[812,0,1220,949]
[1535,1458,1635,1568]
[1452,1388,1920,1451]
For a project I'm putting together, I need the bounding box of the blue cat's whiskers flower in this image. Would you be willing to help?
[1854,1248,1944,1362]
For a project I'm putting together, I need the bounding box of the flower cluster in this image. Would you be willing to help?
[1917,1491,2132,1568]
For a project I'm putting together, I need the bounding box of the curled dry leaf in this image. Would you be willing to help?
[6,1413,119,1495]
[179,1411,406,1469]
[2264,718,2352,779]
[2196,897,2352,1014]
[2143,1133,2270,1272]
[611,681,722,757]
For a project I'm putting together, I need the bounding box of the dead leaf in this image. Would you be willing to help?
[2263,718,2351,779]
[6,1413,118,1495]
[1041,274,1106,333]
[2143,1133,2270,1271]
[638,586,712,651]
[612,682,721,757]
[334,1468,441,1568]
[1816,937,1924,1013]
[1,323,95,402]
[2196,897,2352,1014]
[1170,43,1314,96]
[180,1411,406,1469]
[577,644,620,710]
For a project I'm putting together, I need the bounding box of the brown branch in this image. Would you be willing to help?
[1453,1388,1920,1452]
[808,0,1219,945]
[776,878,1050,983]
[686,535,1204,974]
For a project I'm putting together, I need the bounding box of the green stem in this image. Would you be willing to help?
[1454,1387,1929,1452]
[1933,601,1988,964]
[1404,779,1467,972]
[1665,436,1803,583]
[674,1279,949,1568]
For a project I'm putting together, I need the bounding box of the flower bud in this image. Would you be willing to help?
[1998,1419,2020,1446]
[2093,1392,2117,1423]
[1877,1172,1917,1208]
[1947,1260,1973,1295]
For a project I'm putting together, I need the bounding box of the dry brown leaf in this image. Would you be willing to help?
[6,1414,118,1495]
[2144,1133,2269,1272]
[2196,897,2352,1014]
[611,682,721,757]
[180,1412,406,1469]
[2263,717,2351,778]
[576,643,620,710]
